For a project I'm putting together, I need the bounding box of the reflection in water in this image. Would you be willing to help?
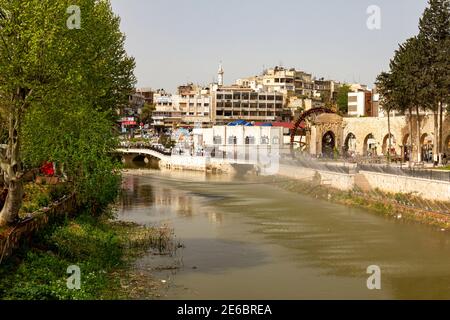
[118,170,450,300]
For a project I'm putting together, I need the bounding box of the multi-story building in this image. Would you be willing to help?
[136,87,155,105]
[152,85,212,128]
[347,89,373,117]
[118,91,145,135]
[211,86,284,125]
[236,66,314,97]
[313,78,341,102]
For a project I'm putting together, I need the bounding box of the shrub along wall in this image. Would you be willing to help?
[0,194,78,263]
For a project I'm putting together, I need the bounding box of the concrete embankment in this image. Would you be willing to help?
[277,163,449,203]
[159,155,449,203]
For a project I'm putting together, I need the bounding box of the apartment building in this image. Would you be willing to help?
[152,85,211,128]
[236,66,314,97]
[211,86,284,125]
[313,78,341,102]
[136,87,155,105]
[347,90,373,117]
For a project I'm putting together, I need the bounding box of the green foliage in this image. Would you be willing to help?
[0,0,136,222]
[336,84,351,115]
[139,103,156,124]
[377,0,449,114]
[158,134,175,149]
[0,215,119,299]
[0,213,163,300]
[48,184,71,202]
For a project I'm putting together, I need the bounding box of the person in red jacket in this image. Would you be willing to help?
[40,162,55,176]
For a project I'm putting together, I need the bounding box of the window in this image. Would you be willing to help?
[276,96,283,101]
[273,136,280,144]
[245,136,255,145]
[250,93,258,100]
[233,93,241,100]
[259,95,267,101]
[225,94,232,100]
[213,135,222,144]
[217,94,223,100]
[267,95,275,101]
[261,136,270,144]
[228,136,237,145]
[242,93,249,100]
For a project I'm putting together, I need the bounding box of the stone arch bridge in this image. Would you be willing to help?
[115,148,170,167]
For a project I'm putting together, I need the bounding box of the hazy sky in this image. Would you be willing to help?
[110,0,429,92]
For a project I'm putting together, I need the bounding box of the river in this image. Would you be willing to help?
[118,169,450,300]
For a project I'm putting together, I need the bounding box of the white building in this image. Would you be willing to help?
[193,125,283,148]
[347,92,366,117]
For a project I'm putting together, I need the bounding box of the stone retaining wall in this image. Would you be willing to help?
[360,171,450,201]
[277,164,449,202]
[278,164,355,191]
[0,194,78,263]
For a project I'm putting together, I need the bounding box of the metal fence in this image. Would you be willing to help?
[281,157,354,174]
[357,164,450,183]
[281,155,450,182]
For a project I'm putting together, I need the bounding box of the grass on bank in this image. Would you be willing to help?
[277,177,450,230]
[0,211,173,300]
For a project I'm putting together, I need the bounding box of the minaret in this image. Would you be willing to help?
[218,62,224,87]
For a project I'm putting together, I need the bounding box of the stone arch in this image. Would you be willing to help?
[363,133,377,157]
[402,134,411,162]
[382,133,396,156]
[322,131,336,158]
[344,133,357,157]
[420,133,434,163]
[132,154,148,164]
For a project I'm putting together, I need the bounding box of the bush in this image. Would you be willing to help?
[48,184,71,202]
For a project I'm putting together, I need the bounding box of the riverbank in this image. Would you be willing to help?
[151,156,450,230]
[0,210,173,300]
[274,176,450,231]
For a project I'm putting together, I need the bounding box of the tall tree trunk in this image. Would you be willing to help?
[415,106,422,162]
[438,101,443,165]
[433,105,439,166]
[387,109,392,165]
[408,107,413,168]
[0,89,27,227]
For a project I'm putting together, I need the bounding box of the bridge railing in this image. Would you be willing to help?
[118,142,172,156]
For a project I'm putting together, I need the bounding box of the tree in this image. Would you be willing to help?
[376,39,417,166]
[375,72,395,164]
[139,103,156,125]
[336,84,351,115]
[0,0,135,226]
[417,0,450,163]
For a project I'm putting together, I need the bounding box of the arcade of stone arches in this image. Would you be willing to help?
[294,111,450,163]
